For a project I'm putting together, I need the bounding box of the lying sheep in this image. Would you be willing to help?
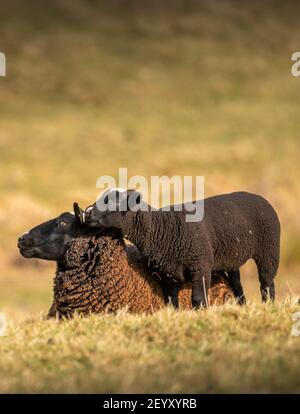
[52,235,234,318]
[84,190,280,308]
[18,210,234,318]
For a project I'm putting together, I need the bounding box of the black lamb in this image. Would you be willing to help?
[83,190,280,308]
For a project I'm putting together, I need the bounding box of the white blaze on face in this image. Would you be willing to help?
[105,187,126,196]
[96,187,127,213]
[103,187,127,203]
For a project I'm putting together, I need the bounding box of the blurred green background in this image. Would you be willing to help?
[0,0,299,318]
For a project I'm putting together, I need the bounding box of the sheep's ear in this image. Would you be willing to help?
[73,202,84,223]
[126,190,142,210]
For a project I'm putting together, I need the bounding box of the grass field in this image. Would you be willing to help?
[1,302,300,393]
[0,0,300,393]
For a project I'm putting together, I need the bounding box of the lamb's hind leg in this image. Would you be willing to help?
[190,268,211,309]
[255,257,278,302]
[227,270,246,305]
[162,282,181,308]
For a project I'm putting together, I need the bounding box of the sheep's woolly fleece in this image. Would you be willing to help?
[95,191,280,306]
[50,235,234,319]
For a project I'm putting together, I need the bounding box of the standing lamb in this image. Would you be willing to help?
[17,208,234,318]
[84,190,280,308]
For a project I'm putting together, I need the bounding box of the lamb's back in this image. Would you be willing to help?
[203,191,280,270]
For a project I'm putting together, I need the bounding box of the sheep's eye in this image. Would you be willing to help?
[59,221,67,227]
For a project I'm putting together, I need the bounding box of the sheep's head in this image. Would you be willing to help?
[84,188,144,231]
[18,208,94,261]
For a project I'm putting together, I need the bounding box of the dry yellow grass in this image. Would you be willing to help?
[1,301,300,393]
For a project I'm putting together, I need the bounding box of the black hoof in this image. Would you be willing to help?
[192,299,207,309]
[238,295,247,305]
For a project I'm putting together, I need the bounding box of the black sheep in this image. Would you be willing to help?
[17,208,234,318]
[84,190,280,308]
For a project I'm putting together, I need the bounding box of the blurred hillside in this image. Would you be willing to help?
[0,0,299,315]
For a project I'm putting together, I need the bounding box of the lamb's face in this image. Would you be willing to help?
[84,188,142,230]
[17,212,90,261]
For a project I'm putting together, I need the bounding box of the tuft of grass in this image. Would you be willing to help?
[0,301,300,393]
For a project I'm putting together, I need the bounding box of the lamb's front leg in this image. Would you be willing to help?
[190,268,211,309]
[162,282,182,308]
